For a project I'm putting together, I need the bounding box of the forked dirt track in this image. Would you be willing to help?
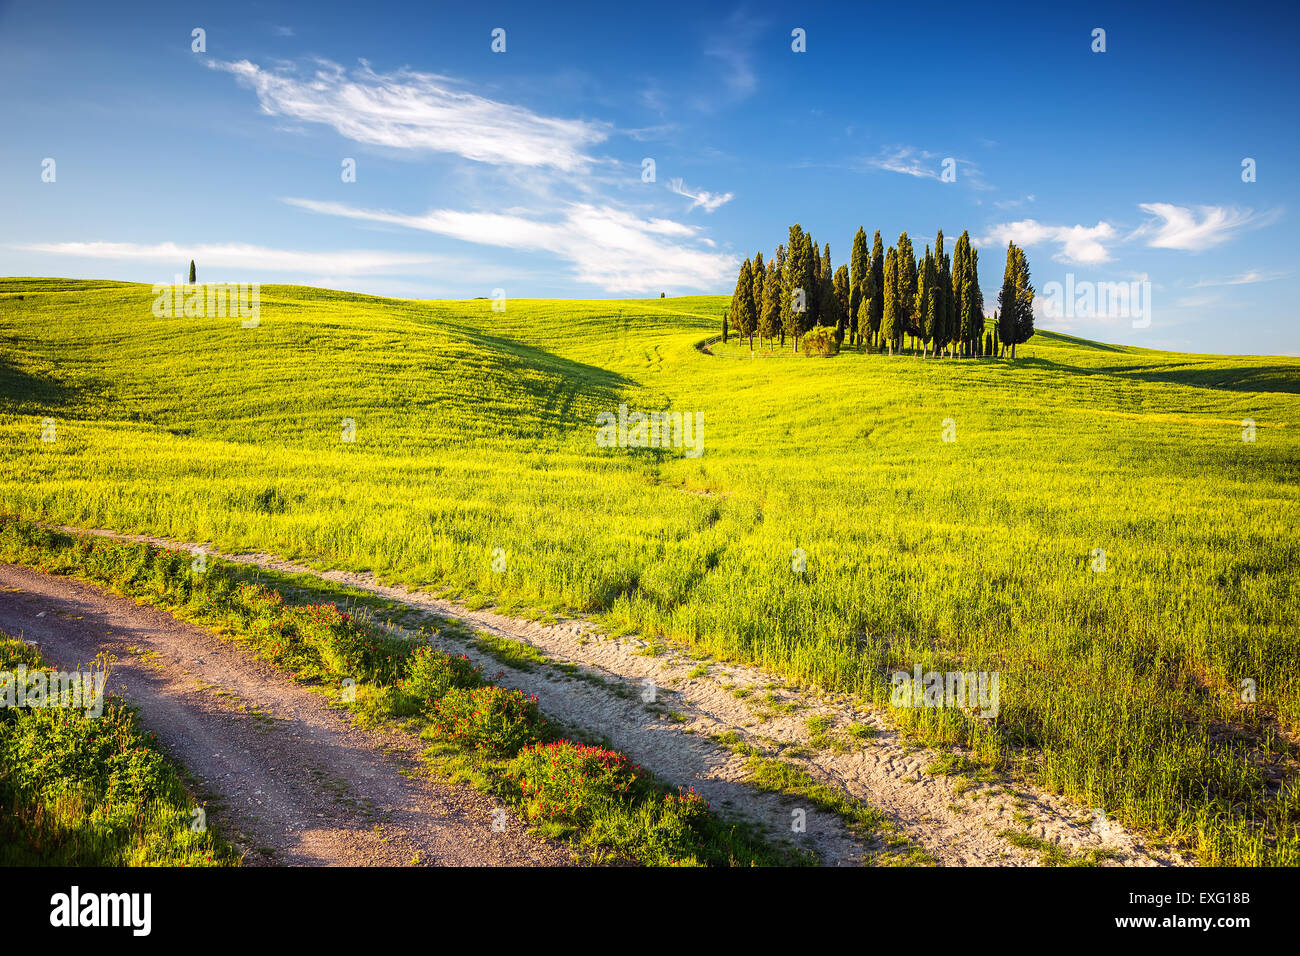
[28,526,1191,868]
[0,562,570,867]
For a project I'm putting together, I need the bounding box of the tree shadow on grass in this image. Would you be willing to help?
[1008,355,1300,396]
[0,353,84,415]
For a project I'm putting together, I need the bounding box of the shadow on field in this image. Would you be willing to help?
[1092,363,1300,395]
[0,353,82,415]
[442,322,637,425]
[1015,354,1300,396]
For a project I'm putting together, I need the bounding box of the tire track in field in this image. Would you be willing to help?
[56,526,1190,867]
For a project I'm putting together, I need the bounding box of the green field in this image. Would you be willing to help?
[2,277,1297,864]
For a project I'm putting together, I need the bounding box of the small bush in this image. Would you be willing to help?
[508,740,640,826]
[401,646,483,714]
[431,685,543,757]
[802,325,840,357]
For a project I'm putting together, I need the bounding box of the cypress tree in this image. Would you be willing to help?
[801,232,819,333]
[896,232,917,352]
[849,227,868,347]
[920,247,941,356]
[751,250,765,339]
[998,242,1035,359]
[759,259,781,346]
[869,231,884,349]
[819,243,842,337]
[189,260,196,284]
[731,257,757,350]
[783,227,806,352]
[1014,247,1034,356]
[833,264,850,343]
[933,230,950,358]
[881,246,900,355]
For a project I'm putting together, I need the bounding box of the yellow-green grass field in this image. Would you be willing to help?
[2,277,1297,864]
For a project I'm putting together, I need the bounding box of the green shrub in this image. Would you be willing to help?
[802,325,840,357]
[401,646,483,714]
[431,685,543,757]
[508,740,640,826]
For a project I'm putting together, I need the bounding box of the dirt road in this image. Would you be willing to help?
[0,563,571,867]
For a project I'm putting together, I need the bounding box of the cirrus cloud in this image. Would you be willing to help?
[210,58,610,172]
[283,198,738,292]
[1132,203,1281,252]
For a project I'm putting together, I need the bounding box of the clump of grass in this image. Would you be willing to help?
[999,830,1123,867]
[745,756,883,835]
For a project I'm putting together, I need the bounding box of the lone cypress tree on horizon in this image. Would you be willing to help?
[188,260,196,284]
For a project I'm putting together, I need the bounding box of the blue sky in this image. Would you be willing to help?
[2,0,1297,353]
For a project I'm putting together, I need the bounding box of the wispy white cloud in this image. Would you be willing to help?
[977,219,1117,265]
[1191,269,1287,288]
[283,198,737,292]
[15,241,440,276]
[866,146,941,179]
[860,146,988,189]
[272,25,295,37]
[209,58,609,172]
[1132,203,1282,251]
[697,9,765,109]
[667,178,734,213]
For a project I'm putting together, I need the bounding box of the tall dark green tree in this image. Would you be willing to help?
[997,242,1035,359]
[881,246,901,355]
[868,231,885,349]
[848,227,869,347]
[951,230,983,357]
[932,230,951,358]
[896,232,918,352]
[188,260,196,284]
[833,264,850,342]
[759,259,782,346]
[751,250,765,326]
[730,257,757,350]
[819,243,842,336]
[782,227,807,351]
[917,246,939,356]
[801,231,819,333]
